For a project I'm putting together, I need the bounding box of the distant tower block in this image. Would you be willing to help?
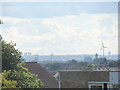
[28,52,31,56]
[108,51,111,60]
[108,51,111,56]
[51,54,53,61]
[95,53,98,59]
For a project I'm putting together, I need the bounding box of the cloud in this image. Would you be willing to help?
[1,13,118,55]
[2,0,119,2]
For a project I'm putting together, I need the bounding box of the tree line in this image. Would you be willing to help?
[42,58,119,75]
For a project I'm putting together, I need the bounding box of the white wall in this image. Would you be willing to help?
[109,72,119,86]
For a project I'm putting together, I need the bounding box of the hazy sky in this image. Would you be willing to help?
[0,2,118,55]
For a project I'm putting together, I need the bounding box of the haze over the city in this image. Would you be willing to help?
[0,1,118,55]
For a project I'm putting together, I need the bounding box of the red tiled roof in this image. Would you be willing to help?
[24,62,59,88]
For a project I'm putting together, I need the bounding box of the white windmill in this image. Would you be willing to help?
[101,42,107,57]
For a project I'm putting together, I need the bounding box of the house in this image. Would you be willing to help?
[58,70,120,89]
[24,62,59,88]
[109,71,120,88]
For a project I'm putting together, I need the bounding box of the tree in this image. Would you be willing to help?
[109,61,118,67]
[2,39,24,71]
[68,59,78,65]
[1,37,43,88]
[93,58,107,64]
[45,62,61,70]
[79,61,88,66]
[2,63,43,88]
[2,70,18,88]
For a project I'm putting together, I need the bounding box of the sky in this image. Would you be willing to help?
[0,1,118,55]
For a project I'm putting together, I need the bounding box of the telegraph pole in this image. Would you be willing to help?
[0,20,3,75]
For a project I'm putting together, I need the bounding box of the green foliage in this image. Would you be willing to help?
[77,63,94,70]
[1,37,43,88]
[79,61,88,66]
[2,70,18,88]
[108,61,118,67]
[44,61,95,71]
[93,58,107,64]
[2,63,43,88]
[68,59,78,65]
[45,62,61,70]
[2,40,24,71]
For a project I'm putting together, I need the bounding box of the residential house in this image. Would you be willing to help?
[24,62,59,88]
[58,70,120,89]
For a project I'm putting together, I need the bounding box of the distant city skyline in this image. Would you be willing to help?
[22,52,119,62]
[0,2,118,55]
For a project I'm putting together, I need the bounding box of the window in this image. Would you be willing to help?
[91,86,102,90]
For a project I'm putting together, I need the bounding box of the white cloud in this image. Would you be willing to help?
[1,13,118,55]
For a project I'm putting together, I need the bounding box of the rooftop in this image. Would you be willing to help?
[24,62,59,88]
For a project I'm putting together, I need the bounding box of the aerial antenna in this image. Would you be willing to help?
[100,41,107,57]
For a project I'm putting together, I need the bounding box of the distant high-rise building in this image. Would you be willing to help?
[108,51,111,56]
[24,52,27,56]
[108,51,111,60]
[51,54,54,61]
[95,53,98,59]
[23,52,32,62]
[84,56,92,62]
